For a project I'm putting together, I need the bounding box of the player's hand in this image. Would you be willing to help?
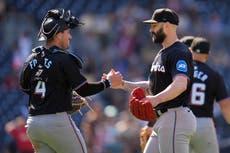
[104,69,123,89]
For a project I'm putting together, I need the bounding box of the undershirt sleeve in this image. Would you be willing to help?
[75,80,110,97]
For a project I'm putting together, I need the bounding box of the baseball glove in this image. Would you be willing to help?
[129,87,157,122]
[140,126,153,152]
[68,91,94,115]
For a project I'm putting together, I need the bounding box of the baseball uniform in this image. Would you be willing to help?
[20,46,110,153]
[19,8,114,153]
[144,41,196,153]
[189,61,229,153]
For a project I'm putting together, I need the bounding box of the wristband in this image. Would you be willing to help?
[102,79,111,89]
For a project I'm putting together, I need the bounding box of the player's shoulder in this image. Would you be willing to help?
[50,47,83,68]
[31,45,66,59]
[202,62,218,74]
[196,61,222,78]
[24,46,45,63]
[210,67,224,80]
[167,42,192,60]
[168,42,190,55]
[32,46,45,53]
[176,42,190,53]
[67,52,83,68]
[30,46,83,68]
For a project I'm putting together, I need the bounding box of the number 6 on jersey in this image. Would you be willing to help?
[191,83,206,105]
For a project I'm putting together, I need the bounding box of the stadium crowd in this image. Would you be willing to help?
[0,0,229,152]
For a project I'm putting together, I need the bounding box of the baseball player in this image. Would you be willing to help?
[185,37,230,153]
[139,36,230,153]
[19,8,122,153]
[111,8,196,153]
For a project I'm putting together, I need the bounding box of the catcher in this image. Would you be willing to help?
[19,8,123,153]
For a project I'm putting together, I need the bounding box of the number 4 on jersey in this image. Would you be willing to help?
[34,81,46,98]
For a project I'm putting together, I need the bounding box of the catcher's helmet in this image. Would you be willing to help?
[38,8,84,41]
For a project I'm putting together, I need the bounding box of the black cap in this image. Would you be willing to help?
[38,8,84,41]
[143,8,179,25]
[180,36,195,47]
[191,37,210,54]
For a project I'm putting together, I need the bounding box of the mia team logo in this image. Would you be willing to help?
[176,60,187,72]
[151,62,165,72]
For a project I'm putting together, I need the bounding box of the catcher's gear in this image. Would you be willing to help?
[140,126,153,152]
[38,8,84,41]
[129,87,157,122]
[68,91,94,115]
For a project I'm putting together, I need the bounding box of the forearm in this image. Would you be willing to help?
[120,80,150,93]
[219,97,230,124]
[151,76,187,105]
[76,80,110,97]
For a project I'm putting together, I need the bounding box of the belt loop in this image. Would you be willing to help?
[155,110,162,117]
[155,108,168,117]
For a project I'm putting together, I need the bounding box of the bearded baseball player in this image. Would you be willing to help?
[138,36,230,153]
[112,8,196,153]
[19,8,122,153]
[186,37,230,153]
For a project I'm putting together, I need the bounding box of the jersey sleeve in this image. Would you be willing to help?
[19,66,30,94]
[62,54,87,90]
[170,51,193,80]
[19,54,35,94]
[215,73,229,102]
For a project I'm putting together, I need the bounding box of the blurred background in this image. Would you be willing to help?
[0,0,229,153]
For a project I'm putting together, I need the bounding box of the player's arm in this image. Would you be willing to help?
[76,71,123,97]
[215,73,230,124]
[19,53,38,94]
[19,63,32,94]
[144,75,188,107]
[120,80,150,93]
[75,80,110,97]
[103,69,150,93]
[79,80,148,94]
[218,97,230,124]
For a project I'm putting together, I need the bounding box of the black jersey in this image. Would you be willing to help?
[20,46,87,116]
[149,42,193,110]
[189,61,229,117]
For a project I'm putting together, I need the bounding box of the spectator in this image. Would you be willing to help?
[4,116,34,153]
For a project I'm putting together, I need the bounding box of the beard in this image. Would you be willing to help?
[152,26,166,44]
